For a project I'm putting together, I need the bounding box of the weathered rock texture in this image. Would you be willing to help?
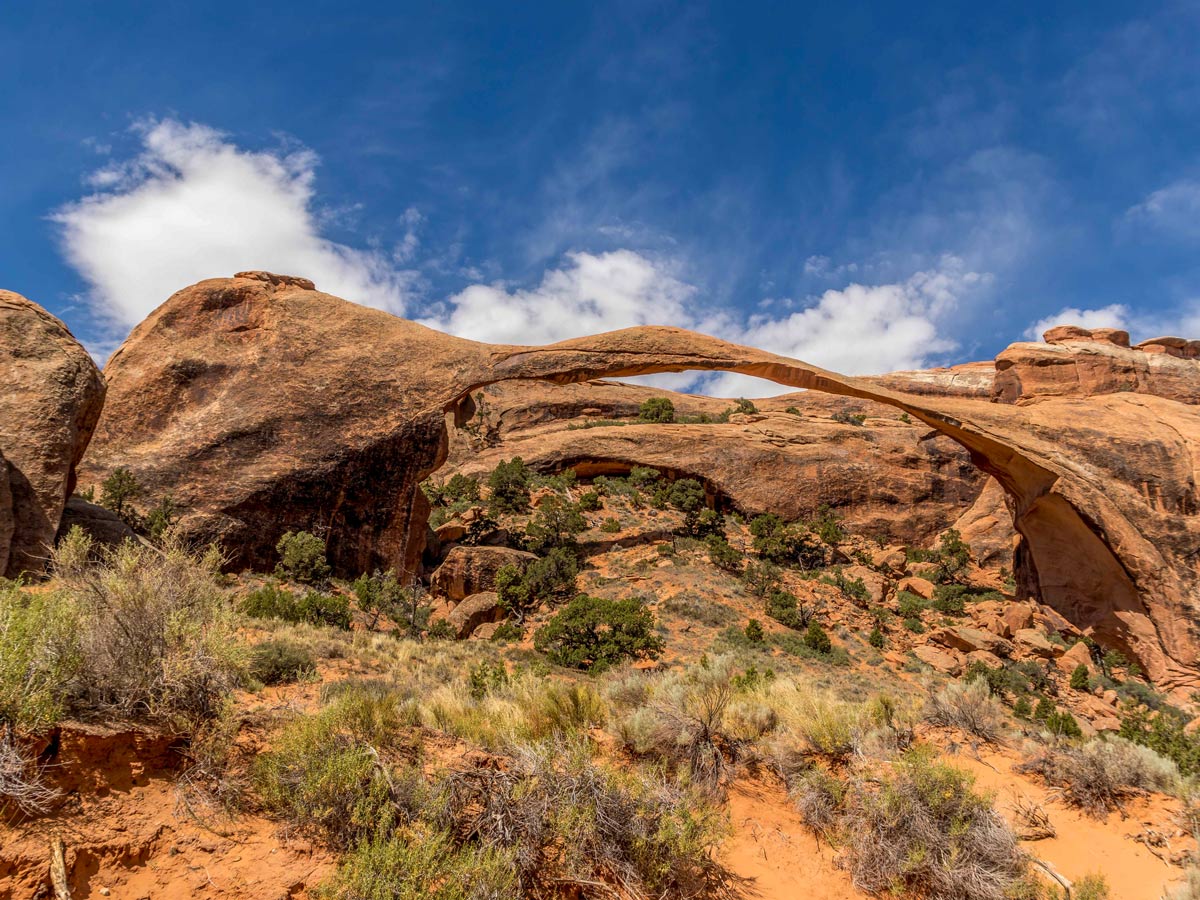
[79,273,1200,689]
[0,291,105,576]
[442,380,986,546]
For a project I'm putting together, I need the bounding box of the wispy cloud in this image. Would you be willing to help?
[1125,178,1200,242]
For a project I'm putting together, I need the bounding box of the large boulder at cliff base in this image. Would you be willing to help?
[0,291,105,577]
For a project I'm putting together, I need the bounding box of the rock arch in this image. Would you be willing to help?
[77,273,1200,689]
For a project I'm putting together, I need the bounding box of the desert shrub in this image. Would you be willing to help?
[963,661,1029,700]
[526,682,607,738]
[807,504,845,545]
[705,534,743,572]
[868,626,885,649]
[319,828,516,900]
[439,740,728,897]
[251,639,316,685]
[0,730,58,814]
[665,478,706,513]
[351,569,426,633]
[243,583,351,629]
[742,559,782,599]
[831,410,867,426]
[681,505,724,538]
[1168,869,1200,900]
[490,622,522,643]
[821,569,869,604]
[628,466,661,488]
[803,622,832,655]
[931,528,971,584]
[525,495,587,553]
[600,517,621,533]
[744,619,765,643]
[488,457,531,514]
[764,588,822,631]
[577,489,601,511]
[254,688,419,847]
[924,679,1005,742]
[749,514,825,567]
[0,583,79,730]
[1017,736,1179,816]
[730,398,757,415]
[534,595,663,672]
[427,619,457,640]
[638,397,676,423]
[1045,708,1083,739]
[1071,663,1092,691]
[51,529,246,724]
[442,473,482,504]
[612,657,743,791]
[831,749,1027,900]
[660,591,736,628]
[145,495,178,541]
[1072,874,1112,900]
[1119,707,1200,775]
[792,768,845,832]
[896,590,930,618]
[275,530,331,584]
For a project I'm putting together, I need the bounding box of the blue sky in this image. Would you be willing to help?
[4,1,1200,393]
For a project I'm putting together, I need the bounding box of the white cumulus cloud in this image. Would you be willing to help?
[53,118,416,328]
[1024,304,1131,340]
[1125,179,1200,241]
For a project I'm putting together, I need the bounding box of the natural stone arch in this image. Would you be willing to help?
[77,273,1200,690]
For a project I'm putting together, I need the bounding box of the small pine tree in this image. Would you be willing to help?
[99,466,141,520]
[868,625,885,649]
[1013,695,1032,719]
[744,618,765,643]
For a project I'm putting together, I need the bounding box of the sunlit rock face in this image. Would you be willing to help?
[79,272,1200,690]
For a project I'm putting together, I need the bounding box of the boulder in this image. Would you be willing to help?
[434,522,468,544]
[55,496,137,547]
[74,277,1200,689]
[871,546,907,574]
[1059,640,1096,676]
[430,546,537,602]
[1013,629,1058,659]
[965,649,1006,670]
[0,291,105,576]
[947,477,1018,570]
[1001,603,1035,635]
[446,592,505,639]
[898,576,936,600]
[977,614,1012,639]
[931,626,1013,658]
[843,564,887,605]
[913,644,963,675]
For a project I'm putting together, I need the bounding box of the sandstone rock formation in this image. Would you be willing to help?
[78,272,1200,689]
[994,325,1200,404]
[442,380,986,546]
[0,291,105,576]
[429,545,537,602]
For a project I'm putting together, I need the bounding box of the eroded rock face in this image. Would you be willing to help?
[0,291,105,576]
[442,380,986,546]
[994,327,1200,404]
[79,273,1200,689]
[430,546,537,602]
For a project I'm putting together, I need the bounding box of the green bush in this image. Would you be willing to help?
[525,495,586,553]
[534,595,664,671]
[1071,663,1092,691]
[821,569,869,604]
[600,517,621,533]
[1119,707,1200,776]
[51,528,246,724]
[868,626,885,649]
[488,457,531,514]
[832,748,1027,900]
[628,466,661,488]
[808,504,844,545]
[803,622,832,655]
[742,559,783,600]
[638,397,676,423]
[353,570,430,635]
[1073,874,1111,900]
[831,410,866,426]
[705,534,742,572]
[251,639,316,685]
[577,490,601,511]
[318,829,516,900]
[275,530,331,584]
[765,588,821,631]
[490,622,523,643]
[0,583,79,730]
[242,583,351,629]
[744,619,765,643]
[496,548,579,623]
